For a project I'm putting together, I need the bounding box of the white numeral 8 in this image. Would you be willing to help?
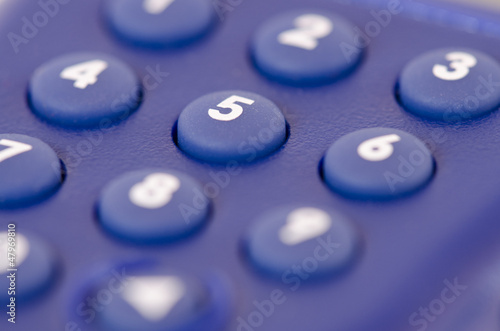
[357,134,401,162]
[432,52,477,81]
[129,173,181,209]
[278,14,334,50]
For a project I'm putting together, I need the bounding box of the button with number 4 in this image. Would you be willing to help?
[399,48,500,121]
[29,53,142,127]
[252,10,363,85]
[322,128,435,200]
[177,91,287,163]
[0,134,62,207]
[98,169,210,244]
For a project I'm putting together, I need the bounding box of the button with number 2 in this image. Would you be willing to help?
[322,128,435,200]
[98,169,210,244]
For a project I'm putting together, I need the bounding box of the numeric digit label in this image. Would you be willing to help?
[208,95,255,122]
[432,52,477,81]
[357,134,401,162]
[278,14,333,50]
[60,59,109,89]
[0,139,33,163]
[129,173,181,209]
[143,0,175,14]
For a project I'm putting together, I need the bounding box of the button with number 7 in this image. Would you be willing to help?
[322,128,435,200]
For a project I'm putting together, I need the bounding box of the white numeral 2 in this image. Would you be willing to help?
[129,173,181,209]
[143,0,175,14]
[208,95,255,122]
[0,139,32,163]
[60,59,109,89]
[278,14,333,50]
[357,134,401,162]
[432,52,477,81]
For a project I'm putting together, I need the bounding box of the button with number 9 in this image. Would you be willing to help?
[29,52,142,128]
[98,169,210,244]
[398,48,500,121]
[322,128,435,200]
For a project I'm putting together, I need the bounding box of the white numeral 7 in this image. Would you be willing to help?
[0,139,33,163]
[60,59,109,89]
[357,134,401,162]
[208,95,255,122]
[143,0,175,14]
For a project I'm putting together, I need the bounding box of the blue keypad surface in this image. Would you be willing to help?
[251,10,364,85]
[0,134,62,207]
[322,128,435,200]
[398,48,500,121]
[176,91,287,163]
[29,52,142,128]
[98,169,210,244]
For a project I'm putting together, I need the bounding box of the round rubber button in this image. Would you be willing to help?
[176,91,287,163]
[0,232,58,303]
[98,169,210,244]
[251,10,363,85]
[399,48,500,121]
[245,206,359,280]
[323,128,435,200]
[29,52,142,128]
[0,134,62,207]
[106,0,216,48]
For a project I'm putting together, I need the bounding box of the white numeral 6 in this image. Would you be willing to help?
[129,173,181,209]
[357,134,401,162]
[432,52,477,81]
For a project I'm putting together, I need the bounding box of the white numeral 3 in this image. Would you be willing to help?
[432,52,477,81]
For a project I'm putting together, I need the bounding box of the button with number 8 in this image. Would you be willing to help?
[98,169,210,244]
[398,48,500,121]
[322,128,435,200]
[29,52,142,128]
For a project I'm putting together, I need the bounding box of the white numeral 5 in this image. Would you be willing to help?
[278,14,333,51]
[208,95,255,122]
[357,134,401,162]
[129,173,181,209]
[60,59,109,89]
[432,52,477,81]
[143,0,175,14]
[0,139,33,163]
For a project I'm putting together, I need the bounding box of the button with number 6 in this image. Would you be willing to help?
[398,48,500,121]
[322,128,435,200]
[29,52,142,128]
[176,91,287,163]
[98,169,210,244]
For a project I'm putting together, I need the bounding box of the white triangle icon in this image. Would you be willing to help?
[122,276,186,322]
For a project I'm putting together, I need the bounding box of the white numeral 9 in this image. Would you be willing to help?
[278,14,334,50]
[129,173,181,209]
[357,134,401,162]
[432,52,477,81]
[60,59,109,89]
[0,139,32,163]
[143,0,175,14]
[208,95,255,122]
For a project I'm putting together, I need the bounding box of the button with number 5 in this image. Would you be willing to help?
[399,48,500,121]
[29,53,142,128]
[176,91,287,163]
[0,134,62,207]
[98,169,210,244]
[322,128,435,200]
[252,10,363,85]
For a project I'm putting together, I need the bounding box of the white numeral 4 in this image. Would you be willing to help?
[278,14,333,50]
[0,139,32,163]
[432,52,477,81]
[60,59,109,89]
[129,173,181,209]
[208,95,255,122]
[143,0,175,14]
[357,134,401,162]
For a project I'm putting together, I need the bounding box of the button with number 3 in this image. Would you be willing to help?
[0,134,62,207]
[251,10,363,85]
[399,48,500,121]
[98,169,210,244]
[29,53,142,127]
[176,91,287,163]
[322,128,435,200]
